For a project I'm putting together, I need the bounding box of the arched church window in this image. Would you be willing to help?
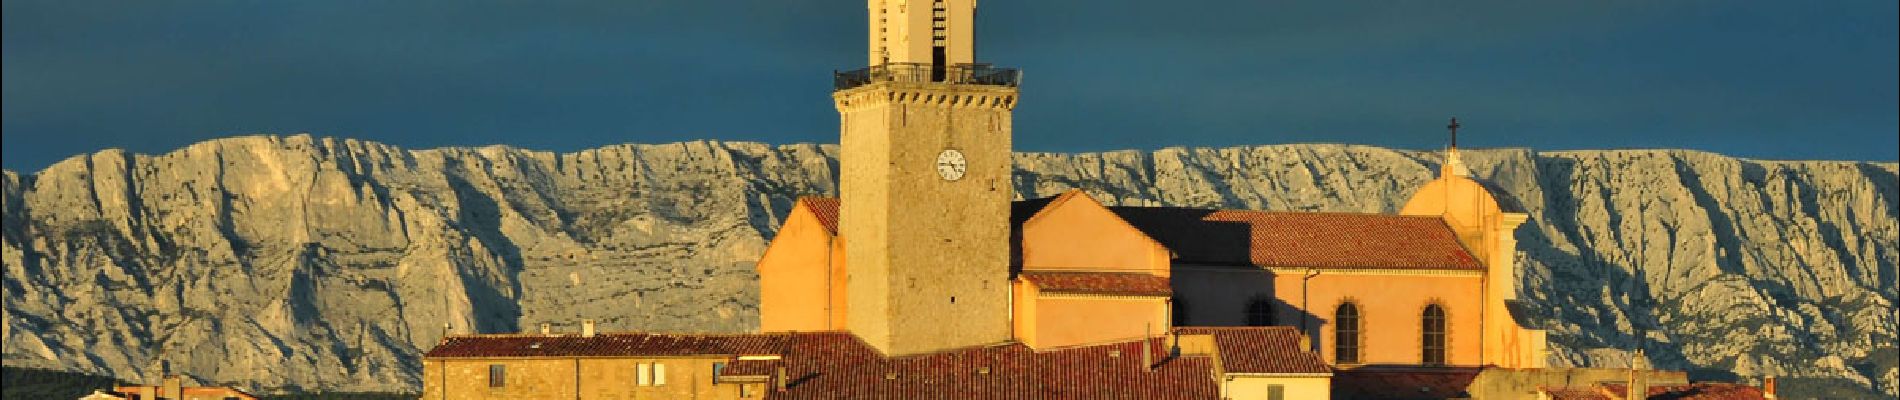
[1335,302,1361,364]
[1422,304,1447,365]
[1246,297,1274,326]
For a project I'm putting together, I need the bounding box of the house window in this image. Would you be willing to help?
[1336,302,1361,364]
[740,383,754,398]
[488,364,506,388]
[637,363,651,386]
[1267,384,1285,400]
[653,362,667,386]
[1422,304,1447,365]
[1246,296,1274,326]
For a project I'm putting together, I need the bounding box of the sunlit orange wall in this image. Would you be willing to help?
[1020,192,1169,276]
[1281,273,1484,366]
[1011,280,1040,346]
[758,204,842,332]
[1031,296,1169,348]
[1402,174,1542,368]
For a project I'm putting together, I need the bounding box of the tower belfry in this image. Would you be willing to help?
[868,0,976,77]
[834,0,1021,356]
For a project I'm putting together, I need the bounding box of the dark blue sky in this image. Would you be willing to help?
[4,0,1895,172]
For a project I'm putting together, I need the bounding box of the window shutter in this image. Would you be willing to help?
[637,363,651,386]
[654,363,667,386]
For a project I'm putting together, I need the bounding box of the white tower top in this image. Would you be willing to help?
[868,0,976,67]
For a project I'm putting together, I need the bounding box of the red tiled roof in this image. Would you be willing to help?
[424,333,789,358]
[720,359,780,379]
[1174,327,1329,374]
[1030,337,1220,399]
[1539,386,1614,400]
[771,332,1217,399]
[1021,272,1172,297]
[802,195,1477,270]
[1332,366,1483,400]
[1111,207,1482,270]
[423,328,1329,399]
[1602,383,1768,400]
[799,197,840,235]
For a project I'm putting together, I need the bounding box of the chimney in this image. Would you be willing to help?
[1298,333,1311,353]
[1142,323,1153,372]
[148,359,170,385]
[540,323,551,335]
[162,375,183,399]
[775,366,789,392]
[1763,376,1777,399]
[582,319,596,337]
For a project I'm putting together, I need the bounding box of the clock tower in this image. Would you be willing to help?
[834,0,1020,356]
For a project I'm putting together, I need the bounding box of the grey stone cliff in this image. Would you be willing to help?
[2,135,1894,395]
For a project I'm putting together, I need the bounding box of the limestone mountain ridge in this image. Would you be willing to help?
[2,134,1894,395]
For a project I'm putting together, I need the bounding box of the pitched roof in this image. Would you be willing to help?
[1174,327,1329,374]
[424,333,789,358]
[797,192,1478,270]
[771,332,1218,399]
[421,328,1342,399]
[798,197,841,235]
[719,358,781,380]
[1332,366,1483,400]
[1021,272,1172,297]
[1602,383,1768,400]
[1538,386,1614,400]
[1110,207,1483,270]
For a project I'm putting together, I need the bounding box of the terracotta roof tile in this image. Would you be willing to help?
[1111,207,1482,270]
[1021,272,1172,297]
[771,333,1217,399]
[421,329,1336,399]
[1174,326,1329,374]
[804,194,1479,270]
[799,197,840,235]
[1332,366,1483,400]
[424,333,789,358]
[720,359,780,379]
[1539,386,1615,400]
[1602,383,1769,400]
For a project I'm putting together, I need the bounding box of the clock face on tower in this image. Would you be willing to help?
[936,149,967,181]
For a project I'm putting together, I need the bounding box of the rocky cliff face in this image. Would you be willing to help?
[2,135,1894,395]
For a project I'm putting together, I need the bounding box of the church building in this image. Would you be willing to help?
[761,138,1551,369]
[422,1,1560,399]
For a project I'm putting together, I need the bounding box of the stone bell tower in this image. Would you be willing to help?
[834,0,1020,356]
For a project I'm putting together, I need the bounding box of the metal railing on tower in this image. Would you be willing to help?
[833,62,1022,91]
